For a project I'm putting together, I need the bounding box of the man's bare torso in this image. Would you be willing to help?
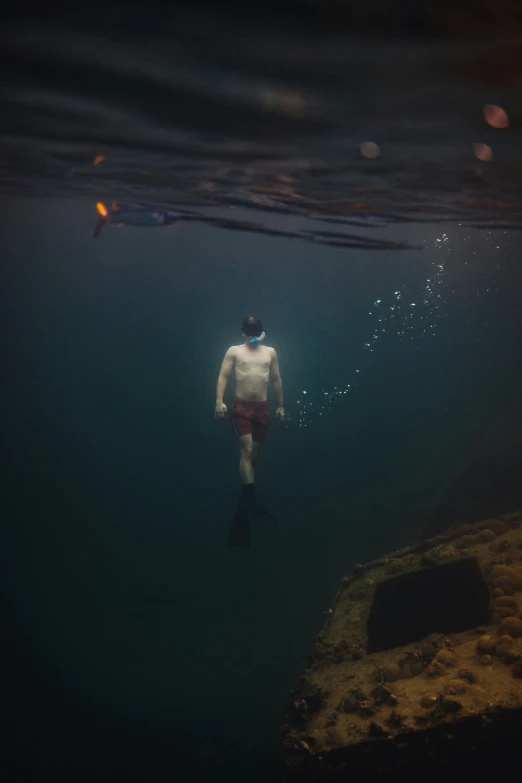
[229,343,274,401]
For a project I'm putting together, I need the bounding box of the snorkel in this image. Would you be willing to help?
[249,331,266,344]
[241,328,266,344]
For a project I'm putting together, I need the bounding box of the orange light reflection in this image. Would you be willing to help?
[483,105,508,129]
[473,143,493,162]
[360,141,380,159]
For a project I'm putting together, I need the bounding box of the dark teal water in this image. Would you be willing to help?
[4,200,522,780]
[3,5,522,782]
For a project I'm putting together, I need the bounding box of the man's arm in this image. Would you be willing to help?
[215,347,235,416]
[270,349,285,420]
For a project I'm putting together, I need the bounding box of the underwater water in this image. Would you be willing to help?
[2,4,522,782]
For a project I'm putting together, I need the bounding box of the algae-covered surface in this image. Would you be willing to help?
[284,511,522,767]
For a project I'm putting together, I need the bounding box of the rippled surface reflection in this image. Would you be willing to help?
[2,8,522,248]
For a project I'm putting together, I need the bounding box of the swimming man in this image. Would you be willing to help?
[215,316,285,549]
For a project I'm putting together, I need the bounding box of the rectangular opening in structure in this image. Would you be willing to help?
[366,557,490,653]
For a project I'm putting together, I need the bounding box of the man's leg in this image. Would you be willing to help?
[229,416,274,549]
[238,433,255,484]
[252,441,261,475]
[228,433,254,550]
[240,436,275,524]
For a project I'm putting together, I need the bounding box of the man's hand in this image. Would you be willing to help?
[215,401,227,418]
[276,406,285,423]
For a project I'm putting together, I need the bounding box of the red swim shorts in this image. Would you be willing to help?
[231,398,271,444]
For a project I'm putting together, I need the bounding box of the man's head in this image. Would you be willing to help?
[241,316,265,344]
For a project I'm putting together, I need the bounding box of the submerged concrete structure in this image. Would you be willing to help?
[283,512,522,782]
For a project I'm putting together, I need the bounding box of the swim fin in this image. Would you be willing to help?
[228,496,251,550]
[244,483,277,526]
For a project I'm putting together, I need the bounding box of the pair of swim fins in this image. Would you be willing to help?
[228,484,276,549]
